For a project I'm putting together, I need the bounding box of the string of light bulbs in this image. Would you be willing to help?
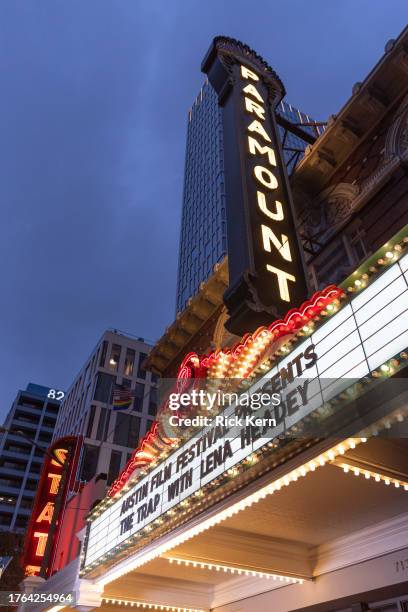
[334,462,408,490]
[166,557,304,583]
[102,598,205,612]
[94,436,371,585]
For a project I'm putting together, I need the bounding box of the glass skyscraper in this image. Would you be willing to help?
[175,80,322,313]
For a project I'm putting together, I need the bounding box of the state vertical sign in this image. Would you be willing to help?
[202,37,308,335]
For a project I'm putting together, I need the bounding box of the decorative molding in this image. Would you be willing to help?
[74,578,104,611]
[294,27,408,193]
[212,574,286,609]
[202,36,285,101]
[212,307,239,350]
[145,258,228,375]
[392,43,408,74]
[385,94,408,159]
[350,154,402,214]
[313,512,408,576]
[175,526,313,577]
[299,182,359,245]
[308,149,336,174]
[332,119,360,146]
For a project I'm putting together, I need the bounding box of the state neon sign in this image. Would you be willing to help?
[22,436,82,578]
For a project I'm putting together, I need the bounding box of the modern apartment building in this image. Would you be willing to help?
[0,383,63,533]
[53,329,157,488]
[175,80,323,313]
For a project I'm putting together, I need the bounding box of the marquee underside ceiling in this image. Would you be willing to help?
[101,437,408,610]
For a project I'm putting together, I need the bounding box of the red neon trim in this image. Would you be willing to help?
[107,285,343,497]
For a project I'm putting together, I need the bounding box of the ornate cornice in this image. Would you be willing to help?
[202,35,285,101]
[144,258,229,376]
[293,25,408,193]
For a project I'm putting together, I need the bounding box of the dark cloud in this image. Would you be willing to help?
[0,1,406,416]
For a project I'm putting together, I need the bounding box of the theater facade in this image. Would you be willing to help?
[21,28,408,612]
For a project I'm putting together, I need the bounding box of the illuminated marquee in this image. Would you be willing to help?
[22,436,82,577]
[84,251,408,569]
[202,37,309,335]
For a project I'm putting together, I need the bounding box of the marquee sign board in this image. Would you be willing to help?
[201,37,309,335]
[83,253,408,569]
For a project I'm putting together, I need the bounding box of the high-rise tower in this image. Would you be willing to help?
[0,383,62,533]
[53,330,157,488]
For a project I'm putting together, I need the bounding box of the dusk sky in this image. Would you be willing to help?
[1,1,407,417]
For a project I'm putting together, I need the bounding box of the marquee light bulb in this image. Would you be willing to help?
[102,599,205,612]
[90,438,374,584]
[164,556,305,584]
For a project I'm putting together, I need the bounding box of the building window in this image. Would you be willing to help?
[137,353,147,379]
[86,405,96,438]
[93,373,115,403]
[0,459,26,472]
[108,344,121,372]
[14,412,39,426]
[45,403,59,414]
[4,442,31,455]
[0,476,23,489]
[0,514,11,527]
[25,479,38,491]
[148,388,158,417]
[80,445,99,482]
[28,463,41,475]
[349,225,367,263]
[133,383,144,412]
[37,432,52,444]
[99,341,108,368]
[15,515,28,529]
[313,237,352,288]
[107,451,122,486]
[42,417,55,429]
[124,349,135,377]
[19,397,43,410]
[20,497,33,509]
[96,408,108,441]
[103,410,111,442]
[113,414,141,448]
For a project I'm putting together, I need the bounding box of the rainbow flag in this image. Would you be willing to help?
[112,384,133,410]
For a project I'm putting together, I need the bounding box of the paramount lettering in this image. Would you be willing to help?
[240,63,298,302]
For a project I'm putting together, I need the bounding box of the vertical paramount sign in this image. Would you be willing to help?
[202,37,308,335]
